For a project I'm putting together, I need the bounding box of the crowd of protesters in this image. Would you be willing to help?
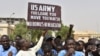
[0,31,100,56]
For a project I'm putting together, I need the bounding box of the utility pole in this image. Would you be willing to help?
[8,13,15,35]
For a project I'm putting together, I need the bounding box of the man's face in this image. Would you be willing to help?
[15,36,22,42]
[66,39,76,49]
[1,36,10,50]
[78,42,84,51]
[44,48,52,56]
[22,39,30,48]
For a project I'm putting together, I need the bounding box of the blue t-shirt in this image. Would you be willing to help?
[37,48,57,56]
[0,45,17,56]
[58,50,84,56]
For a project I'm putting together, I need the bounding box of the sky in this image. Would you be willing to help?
[0,0,100,32]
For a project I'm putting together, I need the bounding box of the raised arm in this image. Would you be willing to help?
[30,30,47,52]
[8,51,12,56]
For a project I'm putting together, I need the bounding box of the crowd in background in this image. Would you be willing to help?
[0,31,100,56]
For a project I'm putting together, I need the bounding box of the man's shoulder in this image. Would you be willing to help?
[16,50,23,56]
[0,45,3,50]
[9,46,17,51]
[58,50,66,54]
[59,50,66,53]
[75,51,84,56]
[58,50,66,56]
[10,45,16,48]
[75,51,84,54]
[0,45,2,46]
[0,45,2,47]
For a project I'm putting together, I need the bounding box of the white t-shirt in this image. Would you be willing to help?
[16,36,44,56]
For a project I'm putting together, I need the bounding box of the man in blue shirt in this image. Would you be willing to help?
[58,38,84,56]
[0,35,17,56]
[37,43,57,56]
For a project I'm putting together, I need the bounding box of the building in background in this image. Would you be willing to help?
[0,17,26,36]
[74,31,100,43]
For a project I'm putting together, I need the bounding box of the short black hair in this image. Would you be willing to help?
[15,35,22,39]
[65,38,75,44]
[56,35,61,39]
[0,35,9,40]
[45,37,53,42]
[78,40,85,46]
[42,43,52,51]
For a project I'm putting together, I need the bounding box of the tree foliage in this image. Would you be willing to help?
[9,22,28,40]
[9,22,71,41]
[9,22,52,42]
[14,22,28,37]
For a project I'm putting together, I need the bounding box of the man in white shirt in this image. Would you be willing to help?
[16,31,47,56]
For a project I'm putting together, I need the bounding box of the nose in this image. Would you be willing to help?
[69,44,74,48]
[3,41,8,44]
